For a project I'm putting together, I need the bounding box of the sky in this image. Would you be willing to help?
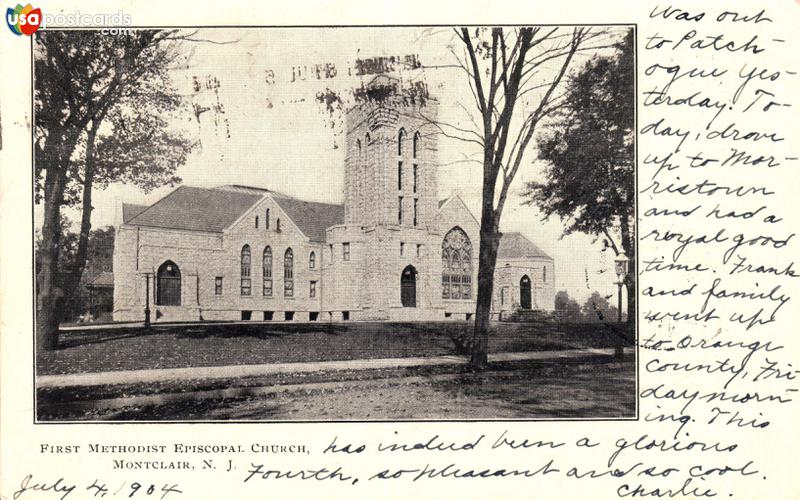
[45,27,631,304]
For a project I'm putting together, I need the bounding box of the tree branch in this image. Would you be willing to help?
[459,28,488,119]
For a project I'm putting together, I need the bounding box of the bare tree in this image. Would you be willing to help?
[442,27,614,370]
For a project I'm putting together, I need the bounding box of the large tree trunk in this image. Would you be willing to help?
[472,225,500,370]
[64,125,99,317]
[470,167,501,370]
[37,166,67,352]
[36,117,85,352]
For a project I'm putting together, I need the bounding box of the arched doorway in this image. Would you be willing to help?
[157,261,181,306]
[401,265,417,307]
[520,275,531,310]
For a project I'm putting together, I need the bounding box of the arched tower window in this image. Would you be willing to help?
[284,248,294,297]
[156,260,181,306]
[240,245,251,295]
[263,246,273,296]
[255,216,259,229]
[442,227,472,299]
[401,265,417,307]
[361,135,371,222]
[413,131,421,195]
[398,127,406,156]
[309,251,316,269]
[356,139,362,191]
[265,208,270,230]
[543,265,547,283]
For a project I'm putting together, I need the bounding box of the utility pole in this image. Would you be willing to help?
[144,273,151,328]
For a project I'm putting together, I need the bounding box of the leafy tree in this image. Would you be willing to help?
[448,27,615,369]
[35,219,78,296]
[81,226,115,275]
[65,94,192,317]
[554,290,583,322]
[581,291,618,323]
[36,225,116,321]
[34,30,192,350]
[523,31,635,324]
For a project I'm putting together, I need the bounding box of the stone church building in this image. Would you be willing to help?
[113,78,555,323]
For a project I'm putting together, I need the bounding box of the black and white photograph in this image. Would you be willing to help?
[33,25,636,422]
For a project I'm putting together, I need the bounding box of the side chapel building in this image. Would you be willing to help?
[113,77,555,323]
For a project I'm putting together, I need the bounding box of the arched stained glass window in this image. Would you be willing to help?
[413,131,421,158]
[240,245,251,296]
[284,248,294,297]
[441,227,472,299]
[263,246,273,296]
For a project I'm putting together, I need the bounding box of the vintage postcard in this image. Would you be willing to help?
[1,0,798,499]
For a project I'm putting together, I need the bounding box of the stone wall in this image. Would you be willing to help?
[113,225,224,322]
[113,195,325,323]
[214,195,325,321]
[493,257,556,313]
[323,224,443,321]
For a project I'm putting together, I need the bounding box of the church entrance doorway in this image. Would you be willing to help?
[157,260,181,306]
[401,265,417,307]
[520,275,531,310]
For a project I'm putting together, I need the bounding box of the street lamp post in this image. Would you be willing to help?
[614,252,630,323]
[613,252,630,360]
[144,272,151,328]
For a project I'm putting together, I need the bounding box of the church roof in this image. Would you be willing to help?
[124,187,549,254]
[125,186,263,233]
[271,195,344,243]
[122,203,148,223]
[498,232,553,260]
[86,271,114,288]
[123,185,344,241]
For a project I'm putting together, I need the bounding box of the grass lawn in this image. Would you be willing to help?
[39,358,635,420]
[38,321,634,376]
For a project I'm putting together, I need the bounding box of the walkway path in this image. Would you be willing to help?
[37,347,633,389]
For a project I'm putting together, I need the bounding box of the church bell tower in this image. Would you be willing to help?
[324,75,443,322]
[343,75,438,231]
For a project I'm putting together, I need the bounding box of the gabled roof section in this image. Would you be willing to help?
[438,193,480,229]
[86,271,114,288]
[271,195,344,243]
[125,186,263,233]
[122,203,148,223]
[498,232,553,260]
